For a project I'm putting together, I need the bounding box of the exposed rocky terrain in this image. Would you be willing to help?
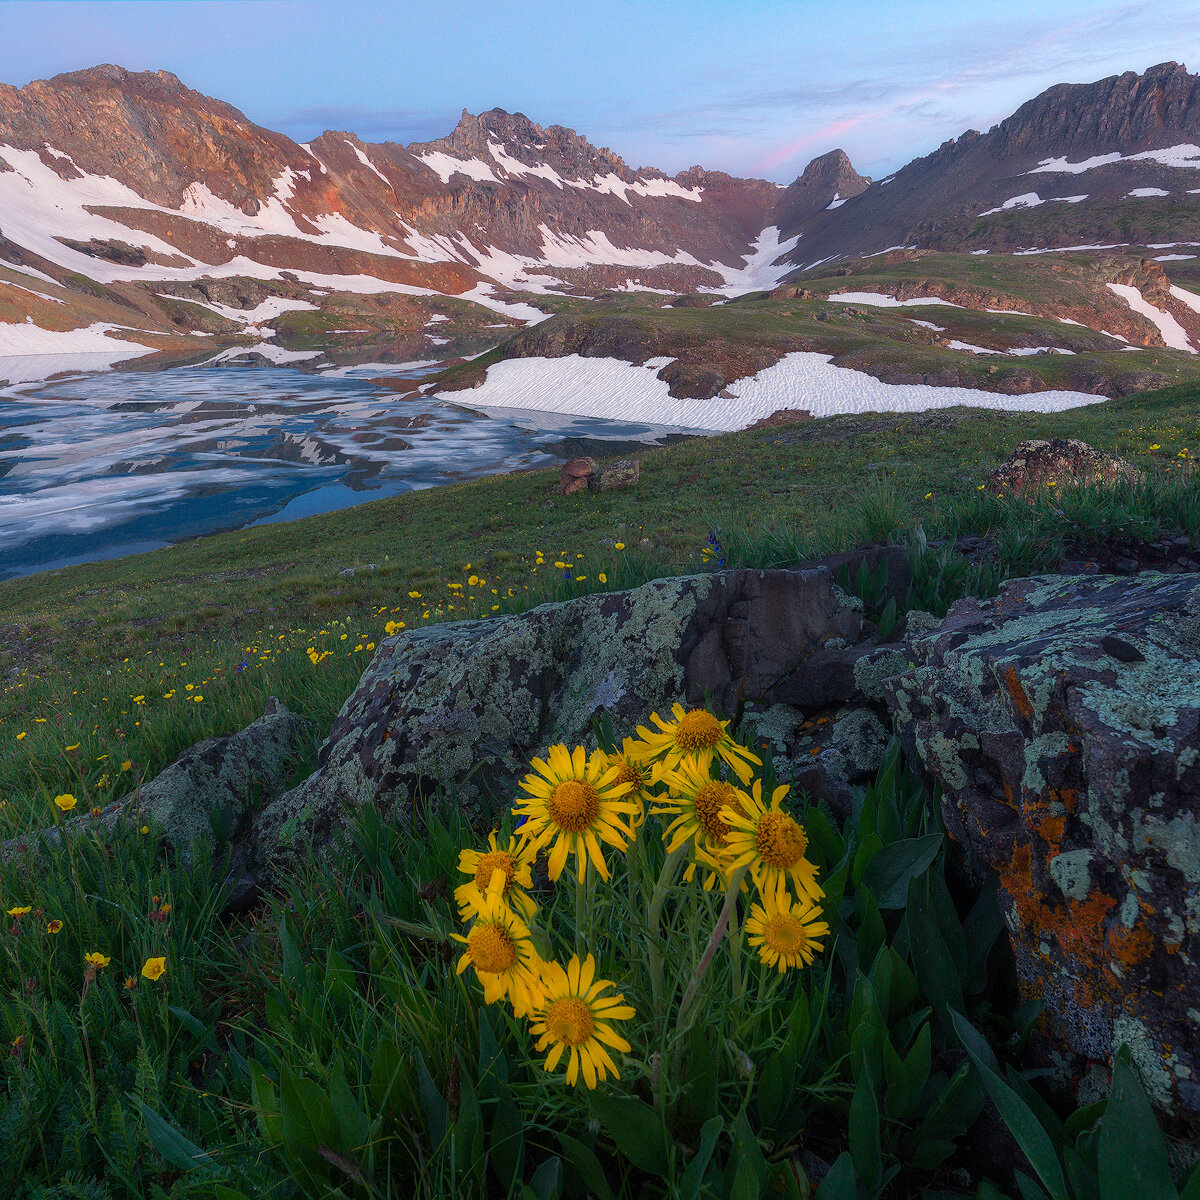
[4,61,1200,392]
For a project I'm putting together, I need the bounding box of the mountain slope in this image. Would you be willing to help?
[781,61,1200,268]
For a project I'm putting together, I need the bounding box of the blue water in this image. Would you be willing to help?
[0,361,700,579]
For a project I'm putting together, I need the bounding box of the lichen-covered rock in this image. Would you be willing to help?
[881,572,1200,1116]
[134,700,312,857]
[251,568,862,870]
[2,699,311,863]
[761,704,890,818]
[985,438,1142,497]
[596,458,639,491]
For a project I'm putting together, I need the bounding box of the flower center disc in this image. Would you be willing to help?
[674,710,723,752]
[694,781,740,842]
[467,923,518,973]
[545,996,595,1046]
[474,850,516,892]
[754,811,808,869]
[612,758,644,790]
[764,913,808,955]
[547,780,600,832]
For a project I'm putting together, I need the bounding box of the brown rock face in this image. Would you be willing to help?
[985,438,1142,496]
[882,573,1200,1117]
[775,148,871,230]
[558,457,598,493]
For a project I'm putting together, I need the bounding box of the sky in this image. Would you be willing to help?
[1,0,1199,181]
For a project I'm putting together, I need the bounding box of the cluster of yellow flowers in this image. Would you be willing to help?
[451,704,829,1089]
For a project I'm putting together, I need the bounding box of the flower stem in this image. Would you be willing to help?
[575,862,587,955]
[647,845,687,1022]
[676,867,746,1033]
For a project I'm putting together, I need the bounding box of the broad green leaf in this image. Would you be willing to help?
[413,1048,447,1148]
[138,1102,213,1172]
[862,834,943,908]
[248,1058,281,1144]
[489,1086,524,1192]
[558,1133,614,1200]
[815,1152,859,1200]
[679,1021,719,1127]
[679,1116,723,1200]
[1098,1051,1179,1200]
[591,1092,668,1176]
[528,1155,562,1200]
[758,1054,785,1126]
[908,880,963,1027]
[848,1068,882,1192]
[950,1012,1068,1200]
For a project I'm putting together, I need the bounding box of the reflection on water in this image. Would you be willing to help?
[0,361,701,579]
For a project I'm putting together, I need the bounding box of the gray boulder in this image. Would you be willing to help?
[2,699,312,864]
[881,572,1200,1115]
[251,568,863,870]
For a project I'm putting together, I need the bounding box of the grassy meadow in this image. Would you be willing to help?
[0,379,1198,1198]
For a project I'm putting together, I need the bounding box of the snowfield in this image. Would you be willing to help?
[441,353,1102,432]
[1105,283,1194,352]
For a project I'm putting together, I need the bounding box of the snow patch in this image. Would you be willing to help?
[1027,144,1200,174]
[0,320,155,360]
[446,352,1102,431]
[1127,187,1169,198]
[827,292,959,308]
[909,319,945,331]
[706,226,801,296]
[1106,283,1194,352]
[347,140,391,186]
[1168,285,1200,314]
[416,151,499,184]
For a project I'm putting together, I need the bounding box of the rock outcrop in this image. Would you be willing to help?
[882,572,1200,1116]
[2,699,311,864]
[985,438,1143,496]
[250,568,863,868]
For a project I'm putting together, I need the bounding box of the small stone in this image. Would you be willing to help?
[558,457,598,494]
[597,458,639,491]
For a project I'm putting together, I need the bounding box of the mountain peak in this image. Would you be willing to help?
[775,148,870,232]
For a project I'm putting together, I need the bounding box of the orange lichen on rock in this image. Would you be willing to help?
[1003,666,1034,720]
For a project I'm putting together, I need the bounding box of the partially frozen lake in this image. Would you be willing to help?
[0,360,699,579]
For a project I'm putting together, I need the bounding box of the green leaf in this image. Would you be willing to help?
[528,1155,562,1200]
[591,1092,668,1176]
[558,1133,615,1200]
[679,1116,723,1200]
[489,1086,524,1192]
[908,881,963,1028]
[949,1012,1067,1200]
[248,1058,281,1144]
[279,1064,338,1190]
[815,1152,860,1200]
[680,1021,719,1127]
[278,913,305,986]
[138,1102,213,1172]
[883,1021,930,1121]
[862,834,943,908]
[848,1068,882,1192]
[168,1005,213,1043]
[961,875,1004,994]
[1098,1051,1179,1200]
[413,1048,447,1148]
[1181,1161,1200,1200]
[758,1054,785,1127]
